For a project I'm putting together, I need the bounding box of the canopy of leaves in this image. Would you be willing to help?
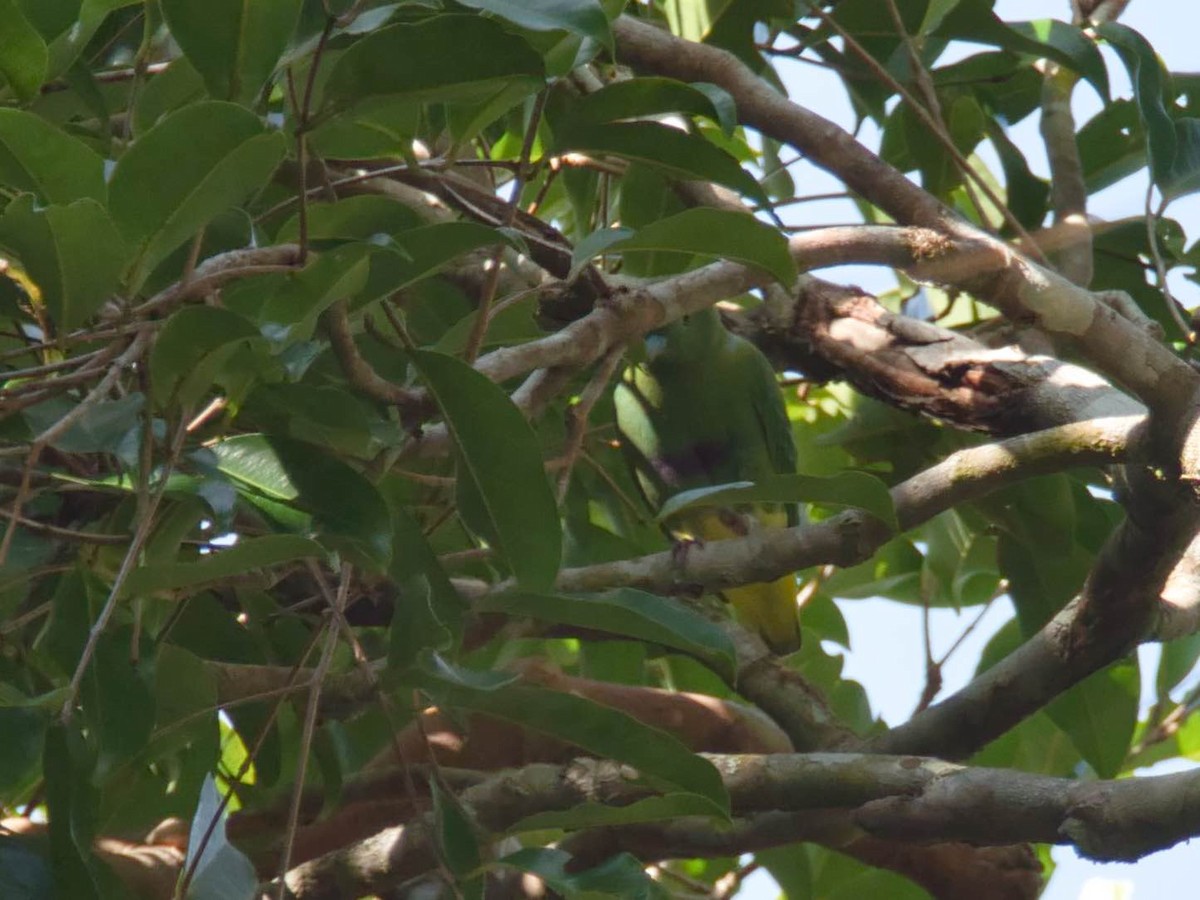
[1,2,1199,899]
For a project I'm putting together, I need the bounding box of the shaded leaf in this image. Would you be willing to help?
[479,589,736,681]
[268,436,393,569]
[1046,658,1139,779]
[125,535,324,596]
[506,793,718,835]
[417,656,729,812]
[411,349,561,591]
[161,0,301,104]
[322,16,544,111]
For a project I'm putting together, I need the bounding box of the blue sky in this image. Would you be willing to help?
[745,2,1200,897]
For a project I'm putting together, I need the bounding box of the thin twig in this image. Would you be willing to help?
[275,566,353,898]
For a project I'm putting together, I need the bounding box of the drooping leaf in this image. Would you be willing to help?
[565,76,737,134]
[0,195,128,331]
[410,349,561,591]
[161,0,301,104]
[267,436,393,569]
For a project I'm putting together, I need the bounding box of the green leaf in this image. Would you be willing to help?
[0,196,128,331]
[0,707,46,799]
[566,76,736,134]
[275,194,423,244]
[211,433,298,499]
[44,724,113,900]
[152,645,219,794]
[125,535,324,596]
[496,848,669,899]
[383,222,516,289]
[0,836,53,900]
[1097,23,1200,200]
[1045,658,1139,779]
[268,436,393,569]
[417,656,729,812]
[552,121,768,207]
[0,1,48,100]
[575,208,795,287]
[257,244,371,329]
[22,393,142,454]
[506,793,718,834]
[479,589,737,681]
[379,476,467,669]
[0,109,106,204]
[161,0,301,104]
[322,15,544,112]
[109,101,287,286]
[657,472,896,530]
[457,0,612,48]
[411,349,561,591]
[431,779,483,882]
[149,306,260,407]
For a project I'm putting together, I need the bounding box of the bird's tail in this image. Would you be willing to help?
[723,575,801,655]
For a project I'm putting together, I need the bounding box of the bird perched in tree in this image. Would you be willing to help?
[614,306,801,653]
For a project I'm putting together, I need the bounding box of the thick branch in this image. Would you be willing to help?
[280,752,1200,898]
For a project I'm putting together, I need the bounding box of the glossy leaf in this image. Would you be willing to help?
[0,109,105,204]
[0,196,127,331]
[109,101,287,285]
[411,349,561,591]
[479,589,737,681]
[211,433,298,499]
[161,0,301,104]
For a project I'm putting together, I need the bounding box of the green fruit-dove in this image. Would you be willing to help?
[614,306,801,653]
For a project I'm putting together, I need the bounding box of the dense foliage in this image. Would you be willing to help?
[2,1,1200,898]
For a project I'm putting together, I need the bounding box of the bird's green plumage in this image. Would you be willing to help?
[614,307,802,653]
